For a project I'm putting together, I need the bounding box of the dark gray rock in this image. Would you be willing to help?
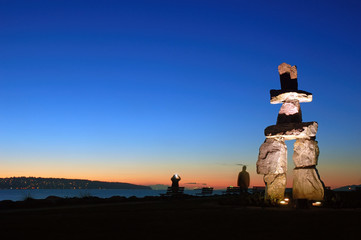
[264,121,318,140]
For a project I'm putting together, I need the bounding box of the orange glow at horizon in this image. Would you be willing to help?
[1,158,359,190]
[0,170,355,190]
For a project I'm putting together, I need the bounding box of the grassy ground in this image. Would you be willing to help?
[0,195,360,240]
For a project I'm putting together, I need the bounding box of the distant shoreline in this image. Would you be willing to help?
[0,188,226,202]
[0,177,151,190]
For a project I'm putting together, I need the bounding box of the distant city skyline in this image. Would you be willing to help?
[1,0,360,189]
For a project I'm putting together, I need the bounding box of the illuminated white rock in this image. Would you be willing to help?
[264,122,318,140]
[257,138,287,175]
[293,168,324,200]
[293,139,319,167]
[264,173,286,200]
[270,90,312,104]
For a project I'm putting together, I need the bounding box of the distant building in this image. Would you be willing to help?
[252,186,265,194]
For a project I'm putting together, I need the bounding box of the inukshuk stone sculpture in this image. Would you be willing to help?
[257,63,324,202]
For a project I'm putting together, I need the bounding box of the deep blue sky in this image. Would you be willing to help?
[0,0,360,188]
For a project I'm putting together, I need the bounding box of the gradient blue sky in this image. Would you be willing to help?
[0,0,360,188]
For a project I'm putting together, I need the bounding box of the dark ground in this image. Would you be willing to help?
[0,194,360,240]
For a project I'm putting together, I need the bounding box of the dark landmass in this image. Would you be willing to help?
[333,184,361,191]
[0,177,151,190]
[0,191,360,240]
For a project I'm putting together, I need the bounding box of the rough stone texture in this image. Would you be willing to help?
[264,173,286,200]
[293,139,319,167]
[293,168,324,200]
[257,138,287,175]
[278,63,297,79]
[264,121,318,140]
[270,90,312,104]
[277,99,302,124]
[278,63,298,91]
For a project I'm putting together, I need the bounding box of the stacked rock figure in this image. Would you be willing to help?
[257,63,324,201]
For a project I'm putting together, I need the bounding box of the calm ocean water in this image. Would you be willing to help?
[0,189,225,201]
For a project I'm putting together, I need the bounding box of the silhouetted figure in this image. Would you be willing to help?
[237,166,250,193]
[171,174,181,188]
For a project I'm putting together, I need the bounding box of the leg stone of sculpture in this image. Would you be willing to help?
[293,168,324,200]
[257,138,287,201]
[292,138,324,200]
[264,173,287,201]
[257,138,287,175]
[293,139,319,167]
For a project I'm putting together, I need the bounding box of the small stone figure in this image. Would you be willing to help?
[257,63,324,202]
[237,166,250,193]
[171,174,181,188]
